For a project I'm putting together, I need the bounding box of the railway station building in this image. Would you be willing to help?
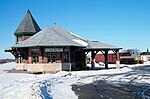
[5,10,122,73]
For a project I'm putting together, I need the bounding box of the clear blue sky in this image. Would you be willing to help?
[0,0,150,59]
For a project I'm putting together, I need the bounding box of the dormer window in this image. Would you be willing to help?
[18,36,22,43]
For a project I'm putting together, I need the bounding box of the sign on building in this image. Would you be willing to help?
[45,48,63,52]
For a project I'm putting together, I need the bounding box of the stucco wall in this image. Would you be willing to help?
[42,63,62,73]
[27,64,43,73]
[16,62,78,73]
[16,63,28,70]
[16,63,62,73]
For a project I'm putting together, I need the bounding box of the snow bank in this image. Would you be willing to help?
[50,67,132,99]
[0,62,150,99]
[0,62,16,73]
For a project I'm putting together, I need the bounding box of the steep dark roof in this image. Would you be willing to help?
[14,10,41,36]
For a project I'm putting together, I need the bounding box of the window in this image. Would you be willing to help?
[31,50,39,63]
[18,36,22,43]
[63,52,69,63]
[47,53,56,63]
[18,53,23,63]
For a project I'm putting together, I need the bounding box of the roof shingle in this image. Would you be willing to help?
[14,10,41,35]
[12,25,85,47]
[11,25,121,50]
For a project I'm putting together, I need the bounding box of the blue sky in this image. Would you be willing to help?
[0,0,150,59]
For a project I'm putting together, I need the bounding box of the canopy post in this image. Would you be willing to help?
[115,49,120,69]
[91,50,99,69]
[104,50,109,69]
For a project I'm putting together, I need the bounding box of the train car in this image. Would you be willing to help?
[95,53,117,64]
[120,49,143,64]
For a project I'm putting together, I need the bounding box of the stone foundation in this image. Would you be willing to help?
[16,63,28,70]
[16,63,61,73]
[16,63,75,73]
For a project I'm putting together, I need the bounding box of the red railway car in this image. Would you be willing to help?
[95,54,117,64]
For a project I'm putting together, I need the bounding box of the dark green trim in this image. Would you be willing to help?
[4,49,12,52]
[11,45,85,48]
[14,32,36,36]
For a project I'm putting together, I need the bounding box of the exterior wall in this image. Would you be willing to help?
[16,62,78,73]
[42,63,62,73]
[43,51,48,63]
[16,63,62,73]
[62,63,70,71]
[38,50,42,63]
[16,37,18,44]
[16,36,31,44]
[27,64,43,73]
[62,62,76,71]
[141,55,150,62]
[16,63,28,70]
[22,36,31,41]
[28,48,32,63]
[15,46,86,72]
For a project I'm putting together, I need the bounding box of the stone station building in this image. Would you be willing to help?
[5,10,122,73]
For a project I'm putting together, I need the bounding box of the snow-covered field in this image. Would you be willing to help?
[0,62,150,99]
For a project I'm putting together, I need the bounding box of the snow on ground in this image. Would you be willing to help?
[0,62,54,99]
[0,62,150,99]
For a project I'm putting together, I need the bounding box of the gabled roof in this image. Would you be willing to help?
[14,10,41,36]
